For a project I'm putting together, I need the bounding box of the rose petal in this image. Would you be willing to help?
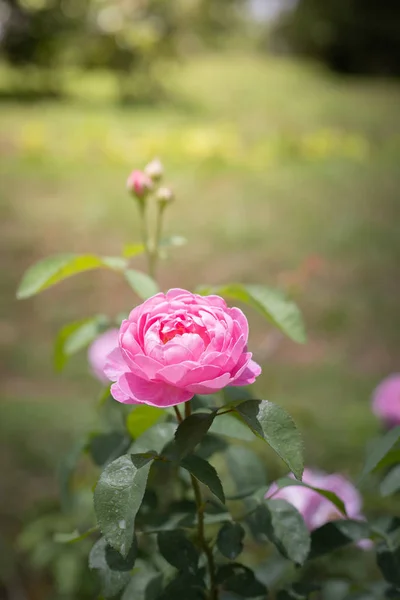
[104,347,128,381]
[186,372,232,394]
[110,381,139,404]
[129,354,163,380]
[179,364,222,388]
[230,358,261,386]
[157,363,192,386]
[118,372,193,407]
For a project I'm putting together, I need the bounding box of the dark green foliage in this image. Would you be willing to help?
[255,500,311,565]
[89,537,132,598]
[157,530,199,574]
[174,412,216,458]
[180,454,225,504]
[105,538,138,572]
[89,432,131,467]
[157,571,206,600]
[217,522,245,560]
[273,0,400,76]
[309,520,371,558]
[216,564,268,598]
[94,453,155,557]
[233,400,304,479]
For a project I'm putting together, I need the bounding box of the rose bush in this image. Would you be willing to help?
[16,158,400,600]
[104,288,261,407]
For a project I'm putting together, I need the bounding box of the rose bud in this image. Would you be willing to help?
[88,329,119,383]
[144,158,164,181]
[126,170,153,200]
[156,186,174,207]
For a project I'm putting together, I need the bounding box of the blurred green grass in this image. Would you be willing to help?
[1,52,400,521]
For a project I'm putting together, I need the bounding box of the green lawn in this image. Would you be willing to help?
[1,52,400,526]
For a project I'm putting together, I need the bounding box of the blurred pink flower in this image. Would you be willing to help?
[104,288,261,408]
[126,170,153,199]
[88,329,119,383]
[267,468,371,547]
[372,374,400,428]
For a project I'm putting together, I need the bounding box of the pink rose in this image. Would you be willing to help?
[104,288,261,408]
[372,374,400,428]
[267,468,367,532]
[126,170,153,199]
[88,329,119,383]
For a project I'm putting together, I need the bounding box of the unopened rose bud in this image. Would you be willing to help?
[144,158,164,181]
[126,170,153,200]
[156,186,174,207]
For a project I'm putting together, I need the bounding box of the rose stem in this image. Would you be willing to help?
[185,401,218,600]
[137,200,153,277]
[148,203,164,280]
[173,405,183,423]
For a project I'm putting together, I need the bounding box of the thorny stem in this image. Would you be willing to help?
[184,402,218,600]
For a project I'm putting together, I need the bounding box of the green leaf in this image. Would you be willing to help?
[209,413,254,441]
[270,476,347,516]
[217,522,245,560]
[380,465,400,497]
[129,422,176,454]
[54,315,109,371]
[89,537,131,598]
[94,453,155,557]
[216,564,267,598]
[360,426,400,481]
[174,413,216,458]
[158,572,205,600]
[124,269,159,300]
[122,243,146,258]
[376,540,400,586]
[89,432,131,467]
[105,538,138,572]
[309,520,371,558]
[181,454,225,504]
[259,500,311,565]
[158,529,199,574]
[197,434,228,460]
[126,405,164,439]
[17,254,128,299]
[234,400,304,480]
[225,445,267,497]
[374,449,400,473]
[199,283,306,343]
[121,567,161,600]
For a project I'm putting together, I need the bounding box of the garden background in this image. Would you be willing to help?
[1,0,400,597]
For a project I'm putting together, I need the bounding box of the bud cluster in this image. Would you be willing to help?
[126,158,174,207]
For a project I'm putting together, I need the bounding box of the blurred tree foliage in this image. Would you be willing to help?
[271,0,400,76]
[0,0,243,100]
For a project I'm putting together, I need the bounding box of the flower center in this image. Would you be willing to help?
[159,313,209,345]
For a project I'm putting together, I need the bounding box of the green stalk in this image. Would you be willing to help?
[176,402,218,600]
